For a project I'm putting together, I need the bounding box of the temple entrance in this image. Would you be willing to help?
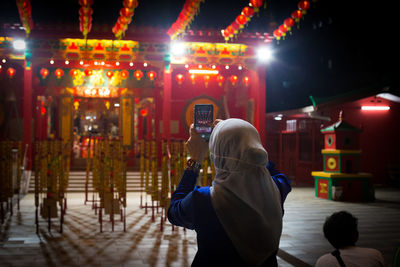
[71,97,120,170]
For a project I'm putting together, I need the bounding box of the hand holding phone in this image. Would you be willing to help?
[194,104,213,141]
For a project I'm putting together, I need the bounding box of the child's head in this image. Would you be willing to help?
[323,211,359,249]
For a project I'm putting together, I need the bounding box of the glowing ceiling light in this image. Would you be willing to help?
[143,62,148,67]
[185,64,189,69]
[225,65,229,70]
[12,40,26,51]
[238,65,243,70]
[2,59,6,63]
[129,62,134,67]
[188,69,219,75]
[65,60,69,65]
[257,46,273,62]
[361,106,390,111]
[79,60,84,65]
[171,42,186,56]
[211,65,216,69]
[50,59,54,64]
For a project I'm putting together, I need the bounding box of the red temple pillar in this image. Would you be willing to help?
[162,67,171,141]
[249,65,266,147]
[23,59,33,170]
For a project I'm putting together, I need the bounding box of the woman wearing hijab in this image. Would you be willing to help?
[168,118,291,266]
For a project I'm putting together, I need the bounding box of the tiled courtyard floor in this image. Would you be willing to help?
[1,187,399,266]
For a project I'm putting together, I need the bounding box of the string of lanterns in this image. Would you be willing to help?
[112,0,139,40]
[167,0,205,40]
[221,0,263,42]
[16,0,33,36]
[273,0,311,42]
[79,0,94,39]
[37,67,156,82]
[175,72,250,87]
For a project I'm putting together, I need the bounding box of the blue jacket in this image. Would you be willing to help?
[168,162,291,266]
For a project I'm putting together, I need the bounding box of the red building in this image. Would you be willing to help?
[0,24,272,171]
[265,87,400,186]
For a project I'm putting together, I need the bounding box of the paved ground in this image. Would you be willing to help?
[1,187,399,266]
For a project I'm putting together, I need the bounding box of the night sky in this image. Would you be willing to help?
[0,0,398,112]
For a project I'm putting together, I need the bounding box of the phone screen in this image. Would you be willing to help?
[194,104,213,141]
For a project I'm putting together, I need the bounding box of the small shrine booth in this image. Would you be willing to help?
[0,25,272,170]
[311,112,373,201]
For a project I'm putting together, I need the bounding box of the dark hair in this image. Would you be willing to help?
[323,211,359,249]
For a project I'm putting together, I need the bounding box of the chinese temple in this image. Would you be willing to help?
[0,24,273,170]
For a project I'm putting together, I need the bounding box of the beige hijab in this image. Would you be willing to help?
[209,118,282,266]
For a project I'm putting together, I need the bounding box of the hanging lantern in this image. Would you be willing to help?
[291,10,303,22]
[242,6,254,20]
[73,99,80,110]
[84,68,93,76]
[284,18,295,31]
[55,68,64,79]
[216,75,225,86]
[175,73,185,85]
[40,68,49,79]
[7,67,16,78]
[250,0,263,12]
[190,74,196,85]
[140,108,148,117]
[69,69,78,77]
[120,70,129,79]
[236,14,247,28]
[106,70,114,79]
[279,24,288,37]
[242,76,250,86]
[229,75,238,86]
[134,70,143,81]
[204,75,210,87]
[40,106,46,115]
[147,70,156,81]
[273,29,282,41]
[298,0,310,14]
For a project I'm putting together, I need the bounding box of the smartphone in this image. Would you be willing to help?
[194,104,213,141]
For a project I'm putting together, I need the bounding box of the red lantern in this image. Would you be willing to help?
[216,75,225,86]
[140,108,148,117]
[250,0,263,9]
[120,70,129,79]
[190,74,196,84]
[176,73,185,85]
[229,75,238,85]
[231,22,240,34]
[242,7,254,19]
[242,76,250,86]
[40,68,49,79]
[147,70,156,81]
[134,70,143,80]
[69,69,78,77]
[236,14,247,27]
[273,29,282,39]
[120,7,134,17]
[204,75,210,87]
[106,70,114,79]
[298,0,310,13]
[279,24,288,35]
[284,18,295,30]
[123,0,138,8]
[84,69,93,76]
[291,10,303,22]
[226,25,234,37]
[6,67,16,78]
[55,68,64,79]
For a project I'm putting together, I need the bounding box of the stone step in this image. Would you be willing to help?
[28,171,162,193]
